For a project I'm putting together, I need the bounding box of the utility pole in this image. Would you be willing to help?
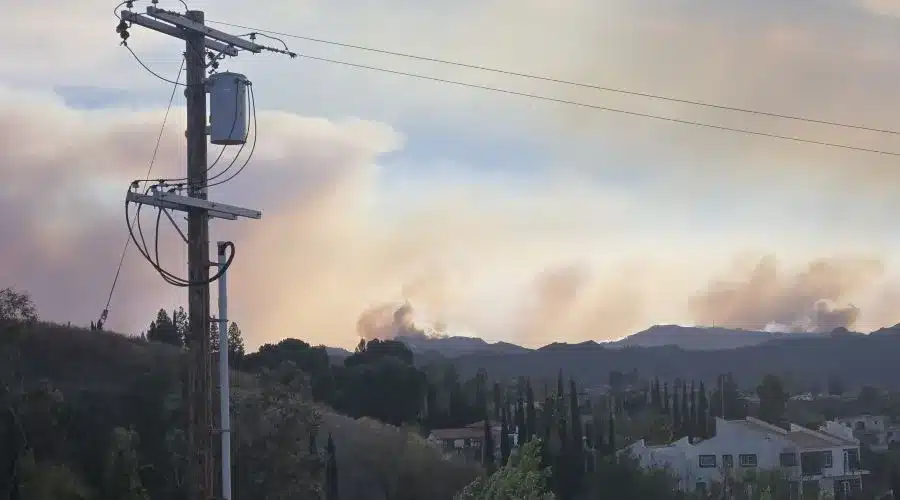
[184,11,215,500]
[117,6,293,500]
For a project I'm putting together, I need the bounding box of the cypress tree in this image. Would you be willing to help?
[516,391,526,447]
[689,381,698,440]
[663,382,670,414]
[525,378,536,442]
[325,433,339,500]
[652,377,661,411]
[681,380,689,438]
[500,406,511,465]
[569,379,584,490]
[672,383,681,438]
[492,382,503,421]
[309,431,318,456]
[607,412,616,454]
[698,381,709,439]
[483,416,495,472]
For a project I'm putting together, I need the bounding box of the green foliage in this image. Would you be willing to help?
[454,439,555,500]
[146,309,181,347]
[0,287,37,326]
[757,374,788,426]
[590,455,684,500]
[232,362,324,500]
[102,427,148,500]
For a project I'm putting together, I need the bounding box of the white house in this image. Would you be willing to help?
[837,415,900,452]
[627,417,867,499]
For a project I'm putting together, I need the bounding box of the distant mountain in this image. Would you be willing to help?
[449,333,900,391]
[396,332,531,358]
[609,325,829,351]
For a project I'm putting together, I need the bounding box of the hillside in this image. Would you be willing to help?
[1,323,477,500]
[608,324,829,350]
[448,332,900,391]
[356,324,858,359]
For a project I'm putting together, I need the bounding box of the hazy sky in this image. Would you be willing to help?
[4,0,900,349]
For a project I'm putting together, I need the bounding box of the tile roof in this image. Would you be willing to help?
[430,427,485,440]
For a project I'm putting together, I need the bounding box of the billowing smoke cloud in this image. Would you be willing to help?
[690,255,883,332]
[356,301,449,340]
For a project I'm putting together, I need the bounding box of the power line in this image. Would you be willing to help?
[97,56,185,330]
[206,19,900,137]
[280,52,900,157]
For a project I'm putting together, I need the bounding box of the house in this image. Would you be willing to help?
[837,415,899,452]
[626,417,867,499]
[427,421,505,461]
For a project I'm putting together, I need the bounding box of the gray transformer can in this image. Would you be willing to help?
[208,72,249,145]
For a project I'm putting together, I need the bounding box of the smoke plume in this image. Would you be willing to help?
[689,255,883,332]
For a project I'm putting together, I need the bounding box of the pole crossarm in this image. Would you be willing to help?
[126,191,261,220]
[121,11,239,56]
[146,7,264,53]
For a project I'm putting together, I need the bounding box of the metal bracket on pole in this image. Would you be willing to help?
[146,7,264,53]
[121,11,239,56]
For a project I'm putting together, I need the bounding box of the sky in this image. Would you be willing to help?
[4,0,900,349]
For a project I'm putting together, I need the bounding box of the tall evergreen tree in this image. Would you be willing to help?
[492,382,503,421]
[102,427,148,500]
[698,381,709,439]
[568,379,584,491]
[515,390,526,447]
[689,381,698,440]
[607,413,616,454]
[500,406,511,465]
[680,380,689,437]
[146,309,181,347]
[525,378,536,442]
[671,383,681,438]
[325,433,339,500]
[651,377,661,411]
[483,416,496,472]
[663,382,670,414]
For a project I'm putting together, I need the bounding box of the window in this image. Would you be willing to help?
[739,454,758,467]
[779,452,797,467]
[823,450,833,468]
[698,454,717,468]
[722,454,734,468]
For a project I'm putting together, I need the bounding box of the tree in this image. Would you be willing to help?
[0,287,36,326]
[757,374,788,426]
[325,433,338,500]
[209,320,220,354]
[671,383,681,438]
[227,322,245,368]
[483,417,495,472]
[492,382,503,422]
[232,362,323,499]
[827,373,845,396]
[689,381,697,440]
[568,379,584,492]
[525,378,536,442]
[454,439,556,500]
[500,406,511,465]
[516,391,526,447]
[697,382,709,439]
[102,427,149,500]
[146,309,181,347]
[172,306,188,344]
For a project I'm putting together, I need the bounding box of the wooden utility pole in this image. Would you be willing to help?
[117,6,280,500]
[184,10,214,500]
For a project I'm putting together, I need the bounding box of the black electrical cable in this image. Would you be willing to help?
[207,19,900,137]
[123,44,187,87]
[98,56,184,329]
[125,192,236,287]
[289,53,900,158]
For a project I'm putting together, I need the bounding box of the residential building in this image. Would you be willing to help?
[837,415,898,452]
[427,421,504,461]
[626,417,867,499]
